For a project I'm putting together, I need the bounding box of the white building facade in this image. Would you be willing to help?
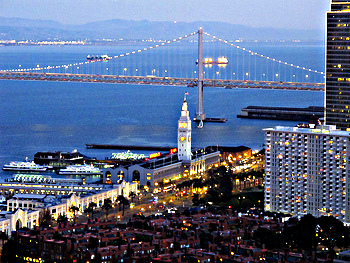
[264,125,350,223]
[0,181,137,236]
[178,97,192,162]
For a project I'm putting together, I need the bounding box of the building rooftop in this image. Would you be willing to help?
[12,194,47,200]
[264,125,350,137]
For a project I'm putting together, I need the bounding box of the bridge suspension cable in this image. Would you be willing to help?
[2,31,198,73]
[203,32,325,76]
[0,29,325,86]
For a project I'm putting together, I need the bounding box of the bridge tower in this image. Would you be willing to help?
[195,27,206,121]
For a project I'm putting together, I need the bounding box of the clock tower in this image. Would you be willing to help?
[178,94,192,162]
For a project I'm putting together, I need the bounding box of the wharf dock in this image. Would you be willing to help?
[193,117,227,123]
[86,144,175,151]
[237,106,324,121]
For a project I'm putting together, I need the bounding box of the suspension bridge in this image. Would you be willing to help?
[0,28,325,122]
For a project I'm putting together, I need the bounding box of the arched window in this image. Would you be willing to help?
[117,170,124,181]
[105,171,112,184]
[132,170,140,182]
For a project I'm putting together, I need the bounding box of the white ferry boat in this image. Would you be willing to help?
[2,161,48,172]
[58,164,102,175]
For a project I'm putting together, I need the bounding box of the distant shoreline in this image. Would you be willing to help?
[0,40,325,47]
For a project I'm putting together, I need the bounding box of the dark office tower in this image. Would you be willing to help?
[326,0,350,130]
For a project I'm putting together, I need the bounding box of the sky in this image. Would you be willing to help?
[0,0,330,30]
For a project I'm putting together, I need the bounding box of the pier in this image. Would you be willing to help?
[237,106,324,121]
[86,144,175,151]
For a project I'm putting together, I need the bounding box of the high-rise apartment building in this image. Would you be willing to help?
[264,125,350,222]
[326,0,350,130]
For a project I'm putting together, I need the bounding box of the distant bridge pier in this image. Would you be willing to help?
[195,27,206,121]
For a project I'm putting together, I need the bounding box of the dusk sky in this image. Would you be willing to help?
[0,0,329,30]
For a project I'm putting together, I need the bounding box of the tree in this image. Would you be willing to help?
[218,167,233,198]
[1,239,26,263]
[228,198,240,208]
[240,198,252,209]
[0,231,8,247]
[102,198,113,220]
[192,194,200,206]
[57,214,68,224]
[39,208,52,228]
[296,214,318,260]
[317,216,349,261]
[253,227,283,249]
[69,205,80,224]
[117,195,129,216]
[129,191,137,203]
[85,202,97,221]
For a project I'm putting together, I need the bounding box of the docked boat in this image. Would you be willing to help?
[58,164,102,175]
[2,161,48,172]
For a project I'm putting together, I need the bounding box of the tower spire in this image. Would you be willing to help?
[178,93,192,162]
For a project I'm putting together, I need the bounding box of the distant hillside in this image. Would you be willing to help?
[0,17,324,41]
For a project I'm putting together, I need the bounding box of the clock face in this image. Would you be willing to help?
[180,136,186,142]
[179,123,187,128]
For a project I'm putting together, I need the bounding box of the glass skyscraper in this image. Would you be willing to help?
[326,0,350,130]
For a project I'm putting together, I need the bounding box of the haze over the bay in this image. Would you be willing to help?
[0,17,325,41]
[0,0,329,31]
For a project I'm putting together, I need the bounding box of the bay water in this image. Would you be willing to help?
[0,42,325,178]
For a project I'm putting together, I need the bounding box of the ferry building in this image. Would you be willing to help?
[0,96,219,236]
[101,96,220,187]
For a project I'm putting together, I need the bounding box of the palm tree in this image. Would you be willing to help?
[69,205,80,224]
[102,198,113,220]
[117,195,129,216]
[57,214,68,224]
[39,208,52,228]
[85,202,97,221]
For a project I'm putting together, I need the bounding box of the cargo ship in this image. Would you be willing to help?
[87,55,111,62]
[204,56,228,65]
[196,56,229,65]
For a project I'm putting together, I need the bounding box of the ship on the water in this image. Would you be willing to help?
[2,161,49,172]
[58,164,102,175]
[203,56,228,65]
[86,55,111,62]
[196,56,229,66]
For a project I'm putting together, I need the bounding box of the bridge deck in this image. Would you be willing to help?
[0,71,324,91]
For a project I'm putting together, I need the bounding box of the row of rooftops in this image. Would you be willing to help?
[12,209,296,263]
[32,146,250,170]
